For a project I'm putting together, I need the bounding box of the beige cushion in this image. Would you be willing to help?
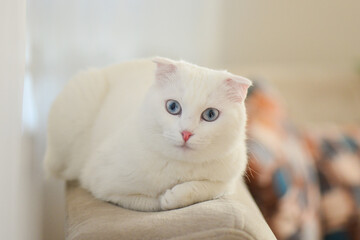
[66,181,276,240]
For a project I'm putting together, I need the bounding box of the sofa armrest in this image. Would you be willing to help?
[66,180,276,240]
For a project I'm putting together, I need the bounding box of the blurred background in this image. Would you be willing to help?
[1,0,359,239]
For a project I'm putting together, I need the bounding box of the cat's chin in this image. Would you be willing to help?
[176,144,193,151]
[165,144,215,163]
[171,144,195,160]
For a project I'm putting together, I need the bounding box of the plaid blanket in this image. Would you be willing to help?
[245,82,360,240]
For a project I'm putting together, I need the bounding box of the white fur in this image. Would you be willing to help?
[44,57,252,211]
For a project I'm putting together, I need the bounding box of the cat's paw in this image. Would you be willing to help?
[159,184,194,210]
[160,189,179,210]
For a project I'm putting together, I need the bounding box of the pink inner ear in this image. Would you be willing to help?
[225,78,251,102]
[153,59,177,85]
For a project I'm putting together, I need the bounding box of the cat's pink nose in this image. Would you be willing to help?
[181,131,193,143]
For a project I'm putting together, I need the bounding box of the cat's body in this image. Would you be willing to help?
[45,57,251,211]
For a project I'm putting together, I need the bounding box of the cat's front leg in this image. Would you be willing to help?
[106,194,161,212]
[159,180,230,210]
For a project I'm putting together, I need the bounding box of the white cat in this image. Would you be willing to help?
[44,57,252,211]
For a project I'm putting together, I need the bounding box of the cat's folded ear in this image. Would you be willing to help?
[224,75,252,103]
[153,57,177,86]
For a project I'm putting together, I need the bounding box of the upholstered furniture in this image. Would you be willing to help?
[66,180,276,240]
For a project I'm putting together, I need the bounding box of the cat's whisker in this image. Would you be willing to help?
[190,140,211,146]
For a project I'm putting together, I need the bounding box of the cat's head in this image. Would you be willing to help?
[140,57,251,163]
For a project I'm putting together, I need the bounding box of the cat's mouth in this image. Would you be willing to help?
[177,143,193,151]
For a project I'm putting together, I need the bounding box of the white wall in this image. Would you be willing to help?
[0,1,38,240]
[221,0,360,66]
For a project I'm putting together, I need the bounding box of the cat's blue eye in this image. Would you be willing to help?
[166,99,182,115]
[201,108,220,122]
